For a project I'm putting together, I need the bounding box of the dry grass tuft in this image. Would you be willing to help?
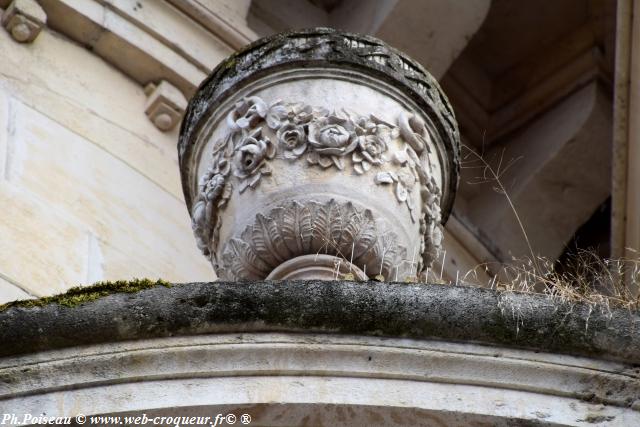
[453,251,640,311]
[458,143,639,310]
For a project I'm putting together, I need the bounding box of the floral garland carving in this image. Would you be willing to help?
[191,96,443,272]
[217,199,407,280]
[180,29,460,181]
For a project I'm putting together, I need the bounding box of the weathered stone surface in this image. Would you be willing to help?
[0,276,32,304]
[2,281,639,424]
[2,333,638,425]
[1,0,47,44]
[1,280,638,364]
[0,183,91,295]
[6,100,212,283]
[179,28,460,216]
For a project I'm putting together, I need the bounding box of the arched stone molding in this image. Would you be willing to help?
[1,335,638,426]
[1,281,639,425]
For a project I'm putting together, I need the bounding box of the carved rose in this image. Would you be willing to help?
[353,135,387,174]
[277,123,307,159]
[307,115,358,169]
[267,102,313,129]
[350,115,394,174]
[233,127,276,192]
[313,123,349,147]
[227,96,268,130]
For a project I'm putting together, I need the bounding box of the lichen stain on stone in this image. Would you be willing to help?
[224,57,236,70]
[0,279,172,311]
[577,414,616,424]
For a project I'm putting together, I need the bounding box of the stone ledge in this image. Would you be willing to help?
[0,281,638,363]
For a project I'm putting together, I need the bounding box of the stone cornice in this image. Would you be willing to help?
[165,0,256,50]
[443,22,611,148]
[0,0,256,97]
[2,332,638,421]
[1,281,638,364]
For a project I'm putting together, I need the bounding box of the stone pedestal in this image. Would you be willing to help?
[178,28,460,280]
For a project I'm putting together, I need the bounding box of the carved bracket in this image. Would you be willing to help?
[144,81,187,132]
[2,0,47,44]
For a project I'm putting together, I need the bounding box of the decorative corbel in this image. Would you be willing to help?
[144,80,188,132]
[1,0,47,43]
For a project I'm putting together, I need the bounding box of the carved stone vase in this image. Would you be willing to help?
[178,28,460,281]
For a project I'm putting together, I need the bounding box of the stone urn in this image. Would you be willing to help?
[178,28,460,281]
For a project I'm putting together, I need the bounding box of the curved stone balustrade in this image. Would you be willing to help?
[178,28,460,280]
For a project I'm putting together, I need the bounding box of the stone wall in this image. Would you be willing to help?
[0,8,221,302]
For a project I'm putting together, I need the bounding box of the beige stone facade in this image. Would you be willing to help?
[0,0,235,301]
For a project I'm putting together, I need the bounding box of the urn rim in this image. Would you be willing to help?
[178,27,460,223]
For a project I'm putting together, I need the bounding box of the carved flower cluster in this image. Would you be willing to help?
[192,96,443,269]
[191,154,232,258]
[224,97,398,182]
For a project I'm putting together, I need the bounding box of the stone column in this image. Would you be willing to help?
[178,28,459,281]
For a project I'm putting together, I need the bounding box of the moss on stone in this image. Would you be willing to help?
[0,279,172,311]
[224,56,236,69]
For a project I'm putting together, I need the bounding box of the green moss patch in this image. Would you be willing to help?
[0,279,172,311]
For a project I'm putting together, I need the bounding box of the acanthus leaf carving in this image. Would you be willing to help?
[328,200,344,252]
[233,127,276,193]
[282,201,314,255]
[218,199,408,281]
[221,238,270,280]
[251,213,290,265]
[340,204,377,261]
[310,200,332,255]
